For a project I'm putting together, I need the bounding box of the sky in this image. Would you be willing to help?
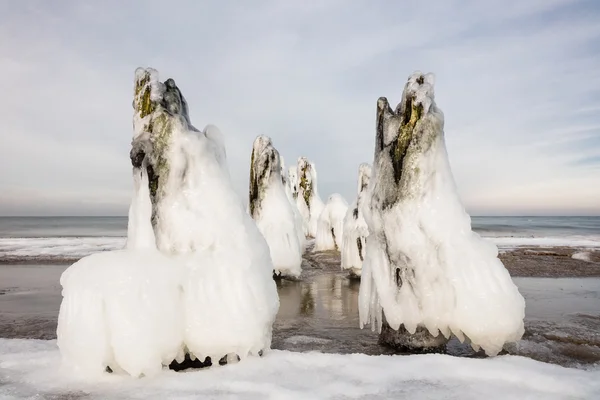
[1,0,599,216]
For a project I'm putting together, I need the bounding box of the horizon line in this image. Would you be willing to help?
[1,215,599,218]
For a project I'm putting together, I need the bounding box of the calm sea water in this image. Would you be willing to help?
[0,216,599,262]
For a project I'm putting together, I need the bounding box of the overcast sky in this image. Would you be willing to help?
[1,0,599,216]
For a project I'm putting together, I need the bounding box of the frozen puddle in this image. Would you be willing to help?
[0,339,599,399]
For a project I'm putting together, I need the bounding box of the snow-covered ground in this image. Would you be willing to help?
[1,339,598,399]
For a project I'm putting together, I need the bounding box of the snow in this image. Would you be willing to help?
[2,234,599,263]
[0,237,125,260]
[341,163,372,276]
[249,135,304,278]
[57,249,185,378]
[490,236,600,249]
[2,339,599,399]
[314,194,348,251]
[56,68,279,377]
[572,251,592,262]
[359,71,525,356]
[296,157,325,237]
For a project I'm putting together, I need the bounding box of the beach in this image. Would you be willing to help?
[1,244,600,368]
[1,217,599,399]
[1,217,599,363]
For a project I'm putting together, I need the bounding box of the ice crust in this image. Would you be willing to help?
[249,135,304,278]
[341,163,372,276]
[314,194,348,251]
[296,157,325,237]
[359,72,525,356]
[2,339,599,399]
[56,68,279,377]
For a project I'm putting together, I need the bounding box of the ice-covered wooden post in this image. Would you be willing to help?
[131,68,193,228]
[249,135,304,278]
[296,157,324,237]
[359,72,525,355]
[341,163,372,278]
[249,135,274,218]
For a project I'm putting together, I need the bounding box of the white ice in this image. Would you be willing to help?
[359,71,525,356]
[287,166,299,202]
[249,136,304,278]
[56,68,279,377]
[341,163,372,276]
[490,236,600,249]
[2,339,599,399]
[572,251,592,262]
[57,168,184,378]
[296,157,325,237]
[314,194,348,251]
[0,237,125,260]
[2,234,599,262]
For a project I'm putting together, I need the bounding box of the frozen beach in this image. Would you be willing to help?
[1,250,600,398]
[1,217,599,398]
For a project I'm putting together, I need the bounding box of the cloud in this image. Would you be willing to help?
[0,0,599,216]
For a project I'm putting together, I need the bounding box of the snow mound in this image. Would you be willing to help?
[2,339,599,399]
[249,135,304,278]
[314,194,348,251]
[296,157,325,237]
[572,251,591,262]
[56,68,279,377]
[359,71,525,356]
[341,163,372,277]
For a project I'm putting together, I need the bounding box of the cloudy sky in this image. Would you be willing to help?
[1,0,599,216]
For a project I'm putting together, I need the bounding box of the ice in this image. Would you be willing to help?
[341,163,372,277]
[296,157,325,237]
[489,236,600,249]
[57,249,184,378]
[285,166,308,238]
[572,251,592,262]
[58,167,184,378]
[249,135,304,278]
[2,339,599,399]
[359,72,525,356]
[0,237,125,261]
[314,194,348,251]
[287,166,299,201]
[56,68,279,377]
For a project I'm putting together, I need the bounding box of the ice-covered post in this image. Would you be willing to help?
[359,72,525,355]
[296,157,324,237]
[248,136,304,278]
[249,135,273,218]
[131,68,192,228]
[340,163,372,278]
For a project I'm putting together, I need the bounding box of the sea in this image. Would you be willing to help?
[0,216,599,263]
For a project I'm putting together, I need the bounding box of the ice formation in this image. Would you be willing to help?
[280,155,289,189]
[341,163,372,277]
[358,72,525,356]
[56,68,279,377]
[314,194,348,251]
[296,157,325,237]
[288,166,299,201]
[249,135,304,278]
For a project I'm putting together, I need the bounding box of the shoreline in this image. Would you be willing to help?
[1,246,599,277]
[500,246,600,277]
